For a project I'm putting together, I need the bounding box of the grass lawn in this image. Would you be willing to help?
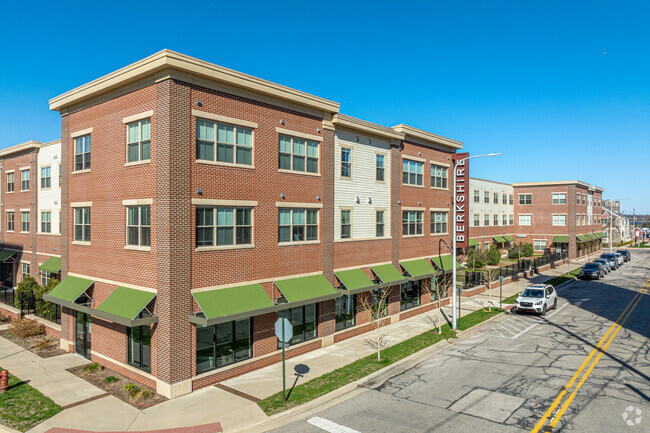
[0,368,62,432]
[502,267,583,304]
[257,308,503,415]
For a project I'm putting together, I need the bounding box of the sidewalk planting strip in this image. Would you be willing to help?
[257,308,503,416]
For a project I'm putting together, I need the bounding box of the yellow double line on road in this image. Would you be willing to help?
[530,278,650,433]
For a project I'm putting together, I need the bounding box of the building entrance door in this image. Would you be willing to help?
[75,312,91,359]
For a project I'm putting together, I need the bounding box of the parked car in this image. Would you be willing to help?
[613,252,624,266]
[579,263,604,280]
[513,284,557,316]
[616,249,631,262]
[600,253,619,269]
[594,262,607,276]
[594,258,611,273]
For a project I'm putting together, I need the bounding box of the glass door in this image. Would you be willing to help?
[75,312,91,359]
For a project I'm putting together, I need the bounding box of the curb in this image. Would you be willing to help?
[233,311,509,433]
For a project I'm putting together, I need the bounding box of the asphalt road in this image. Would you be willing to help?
[267,250,650,433]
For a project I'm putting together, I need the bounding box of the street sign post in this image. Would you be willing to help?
[275,318,292,402]
[499,275,504,309]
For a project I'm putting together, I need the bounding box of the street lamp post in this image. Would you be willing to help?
[452,152,501,330]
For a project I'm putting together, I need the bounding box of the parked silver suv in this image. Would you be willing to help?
[513,284,557,316]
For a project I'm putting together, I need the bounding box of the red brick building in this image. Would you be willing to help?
[44,50,463,398]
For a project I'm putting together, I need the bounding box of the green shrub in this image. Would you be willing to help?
[467,248,486,268]
[522,243,534,257]
[486,244,501,266]
[82,363,102,374]
[14,275,39,309]
[104,376,118,384]
[34,278,60,320]
[508,242,535,259]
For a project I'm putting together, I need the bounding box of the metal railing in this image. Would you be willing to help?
[0,286,15,307]
[15,290,61,324]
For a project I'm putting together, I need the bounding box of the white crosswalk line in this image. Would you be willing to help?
[307,416,361,433]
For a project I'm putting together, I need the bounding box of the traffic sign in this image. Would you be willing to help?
[275,318,292,343]
[498,275,504,284]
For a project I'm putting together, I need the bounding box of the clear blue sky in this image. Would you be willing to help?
[1,0,648,213]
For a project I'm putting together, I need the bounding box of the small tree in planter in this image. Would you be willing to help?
[14,275,39,309]
[483,267,501,312]
[467,247,486,270]
[429,273,452,334]
[360,288,390,361]
[486,244,501,266]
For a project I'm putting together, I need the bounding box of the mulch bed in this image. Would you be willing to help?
[1,331,67,359]
[67,364,168,409]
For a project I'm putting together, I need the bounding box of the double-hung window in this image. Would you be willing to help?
[484,191,490,203]
[552,193,566,205]
[40,211,51,233]
[473,214,480,227]
[552,215,566,226]
[430,164,448,189]
[74,207,91,242]
[196,318,252,374]
[503,214,508,225]
[509,194,514,205]
[20,170,29,191]
[430,212,448,234]
[509,215,514,225]
[402,211,423,236]
[484,214,490,226]
[494,214,499,226]
[576,214,581,226]
[519,215,532,226]
[21,211,29,232]
[519,194,532,205]
[40,167,51,188]
[340,210,351,239]
[473,190,479,203]
[279,135,318,173]
[502,193,507,204]
[6,173,14,193]
[22,263,30,279]
[41,271,51,287]
[196,207,252,247]
[494,193,499,204]
[375,154,385,181]
[6,212,14,232]
[402,160,423,186]
[278,209,318,243]
[127,206,151,247]
[534,240,547,252]
[197,120,253,166]
[375,210,385,237]
[340,148,351,178]
[74,135,91,171]
[127,119,151,163]
[400,281,421,311]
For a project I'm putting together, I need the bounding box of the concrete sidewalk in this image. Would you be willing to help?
[4,257,588,433]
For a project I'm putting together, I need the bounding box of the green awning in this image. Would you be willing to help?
[554,235,569,243]
[191,283,275,325]
[493,236,506,243]
[371,264,407,285]
[335,269,375,294]
[46,276,93,303]
[400,259,435,278]
[97,287,156,320]
[598,232,606,238]
[38,257,61,273]
[586,233,596,240]
[468,239,479,247]
[431,255,465,273]
[274,274,339,305]
[503,235,515,242]
[0,250,17,263]
[577,234,588,242]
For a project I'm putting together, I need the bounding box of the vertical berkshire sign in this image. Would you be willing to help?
[452,152,469,249]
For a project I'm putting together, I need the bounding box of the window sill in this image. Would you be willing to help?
[125,160,151,167]
[40,187,51,191]
[72,169,91,175]
[334,236,392,243]
[124,245,151,252]
[20,190,29,193]
[6,191,13,194]
[278,240,320,246]
[19,231,30,234]
[72,241,91,246]
[402,234,425,238]
[196,160,255,170]
[37,232,60,236]
[402,183,424,188]
[195,244,254,252]
[278,169,320,177]
[430,233,449,236]
[6,231,13,233]
[430,186,449,191]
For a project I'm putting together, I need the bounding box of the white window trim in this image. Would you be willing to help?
[430,163,449,191]
[275,127,323,142]
[375,207,387,238]
[123,110,154,124]
[125,118,152,166]
[275,202,322,209]
[402,158,425,188]
[430,210,449,236]
[518,214,532,226]
[123,199,154,206]
[192,110,258,129]
[70,202,92,207]
[39,209,52,234]
[375,151,387,184]
[39,165,52,190]
[19,167,30,192]
[278,208,320,246]
[196,207,255,250]
[125,204,152,251]
[339,207,353,240]
[71,127,93,138]
[340,145,353,180]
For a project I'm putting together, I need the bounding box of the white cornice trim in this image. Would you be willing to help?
[122,110,154,124]
[191,110,259,129]
[192,199,258,207]
[275,127,323,142]
[391,124,462,150]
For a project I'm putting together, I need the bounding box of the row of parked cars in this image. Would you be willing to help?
[579,249,631,279]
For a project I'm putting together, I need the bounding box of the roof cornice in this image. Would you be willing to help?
[512,180,592,189]
[391,124,462,150]
[332,114,404,140]
[0,140,44,157]
[49,49,341,114]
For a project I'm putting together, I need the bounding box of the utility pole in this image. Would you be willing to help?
[609,202,613,253]
[633,208,636,245]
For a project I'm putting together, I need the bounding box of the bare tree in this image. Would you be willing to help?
[483,267,501,312]
[360,288,390,361]
[428,273,452,334]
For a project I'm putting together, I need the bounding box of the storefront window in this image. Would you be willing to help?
[278,304,317,347]
[196,318,252,374]
[128,325,152,372]
[335,295,355,331]
[400,281,421,311]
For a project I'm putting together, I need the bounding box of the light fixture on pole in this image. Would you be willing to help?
[452,152,501,330]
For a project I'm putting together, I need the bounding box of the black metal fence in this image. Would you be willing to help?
[0,286,15,307]
[21,291,61,324]
[464,252,567,290]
